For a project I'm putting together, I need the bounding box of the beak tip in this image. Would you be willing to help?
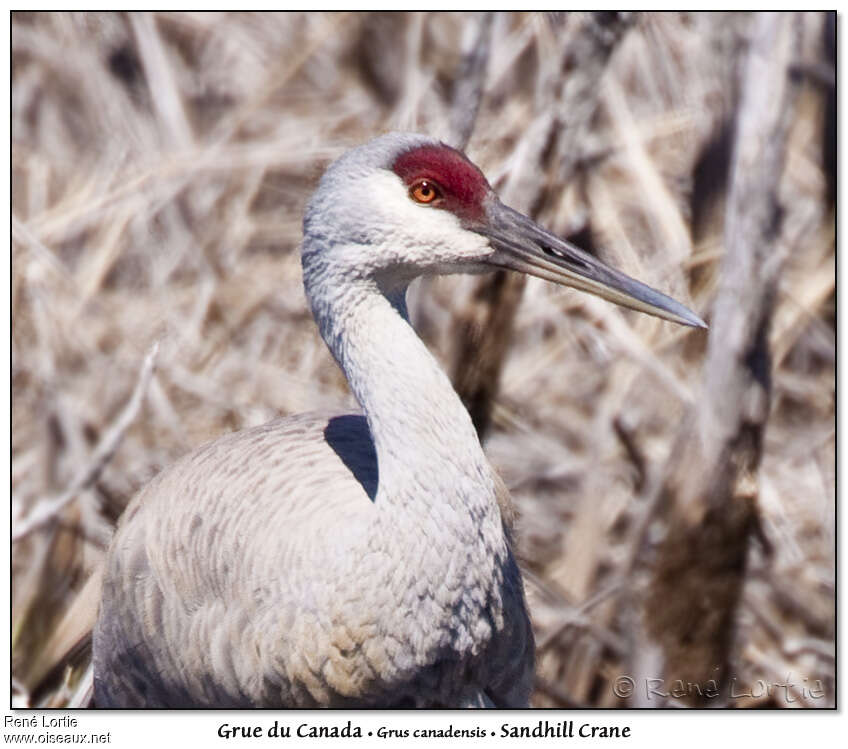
[688,315,708,330]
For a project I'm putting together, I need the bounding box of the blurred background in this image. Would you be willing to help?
[11,11,834,708]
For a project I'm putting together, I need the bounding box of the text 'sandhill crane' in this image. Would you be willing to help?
[93,133,705,708]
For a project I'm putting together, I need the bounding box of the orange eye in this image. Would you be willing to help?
[409,179,441,205]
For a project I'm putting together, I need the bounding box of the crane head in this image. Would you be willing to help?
[303,133,705,328]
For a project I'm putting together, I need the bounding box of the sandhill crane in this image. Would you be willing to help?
[92,133,705,708]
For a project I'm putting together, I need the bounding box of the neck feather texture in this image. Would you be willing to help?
[306,264,498,524]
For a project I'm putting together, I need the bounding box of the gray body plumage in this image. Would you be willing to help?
[93,134,535,708]
[94,413,532,707]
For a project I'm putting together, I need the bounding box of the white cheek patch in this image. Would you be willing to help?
[366,173,492,266]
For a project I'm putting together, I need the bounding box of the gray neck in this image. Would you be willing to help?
[305,263,497,521]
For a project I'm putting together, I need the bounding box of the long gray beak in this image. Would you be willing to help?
[479,201,707,328]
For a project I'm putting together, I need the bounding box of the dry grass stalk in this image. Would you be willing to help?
[633,11,813,706]
[13,343,159,542]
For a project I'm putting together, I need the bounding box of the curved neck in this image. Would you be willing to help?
[306,264,496,516]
